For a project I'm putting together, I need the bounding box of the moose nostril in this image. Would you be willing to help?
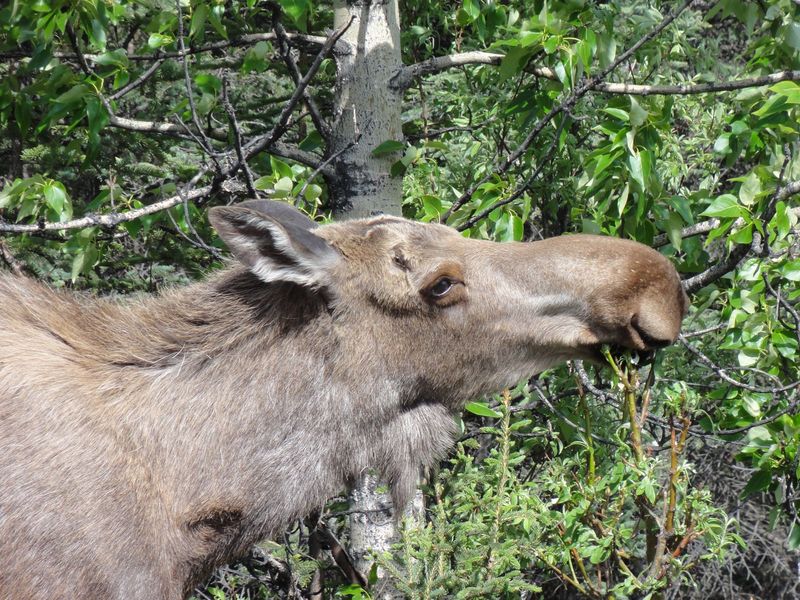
[631,318,672,350]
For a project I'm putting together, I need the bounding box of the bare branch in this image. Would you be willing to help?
[654,205,800,248]
[109,56,166,101]
[242,17,353,160]
[678,335,800,394]
[106,114,329,173]
[0,32,331,63]
[295,135,361,206]
[682,243,750,294]
[394,50,800,96]
[0,240,27,275]
[221,72,257,197]
[175,0,220,166]
[273,15,331,142]
[0,24,352,235]
[0,182,216,234]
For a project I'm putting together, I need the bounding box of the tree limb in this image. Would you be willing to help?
[394,49,800,96]
[106,114,329,174]
[0,24,353,235]
[0,182,217,234]
[0,32,331,63]
[679,179,800,293]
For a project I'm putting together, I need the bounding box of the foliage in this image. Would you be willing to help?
[2,0,800,598]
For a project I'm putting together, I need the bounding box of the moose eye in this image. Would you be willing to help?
[429,277,454,298]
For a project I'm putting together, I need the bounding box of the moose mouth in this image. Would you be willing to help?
[581,318,673,366]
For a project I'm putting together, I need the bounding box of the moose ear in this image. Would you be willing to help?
[208,201,340,289]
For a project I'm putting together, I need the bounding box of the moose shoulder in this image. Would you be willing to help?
[0,200,687,599]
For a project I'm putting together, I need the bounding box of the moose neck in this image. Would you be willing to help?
[80,271,362,569]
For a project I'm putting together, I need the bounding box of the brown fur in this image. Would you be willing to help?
[0,201,687,599]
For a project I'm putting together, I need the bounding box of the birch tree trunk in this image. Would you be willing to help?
[329,0,404,219]
[327,1,415,594]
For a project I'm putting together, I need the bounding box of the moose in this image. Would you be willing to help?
[0,200,687,599]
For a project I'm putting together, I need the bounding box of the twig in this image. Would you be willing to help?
[682,243,750,294]
[0,183,215,233]
[109,56,166,100]
[710,390,800,437]
[220,71,257,197]
[682,179,800,294]
[678,335,800,394]
[0,23,352,234]
[455,114,568,230]
[175,0,220,168]
[295,135,361,206]
[272,11,331,142]
[241,17,354,164]
[0,240,26,275]
[764,274,800,346]
[106,114,327,171]
[0,32,330,63]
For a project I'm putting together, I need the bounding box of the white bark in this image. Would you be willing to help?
[330,0,404,218]
[348,473,424,599]
[327,3,420,595]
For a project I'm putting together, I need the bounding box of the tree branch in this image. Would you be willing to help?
[394,49,800,96]
[273,14,331,142]
[0,181,217,234]
[242,17,353,160]
[679,179,800,293]
[0,32,331,63]
[106,114,330,174]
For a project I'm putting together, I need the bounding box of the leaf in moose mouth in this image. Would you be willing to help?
[602,344,656,368]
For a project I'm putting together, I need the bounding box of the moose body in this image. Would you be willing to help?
[0,201,687,599]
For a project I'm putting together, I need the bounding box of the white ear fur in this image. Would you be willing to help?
[208,204,340,290]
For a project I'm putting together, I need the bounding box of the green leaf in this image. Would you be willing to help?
[701,194,746,218]
[194,73,221,94]
[713,133,731,155]
[273,177,294,197]
[789,521,800,550]
[94,49,128,68]
[629,96,648,127]
[147,33,173,49]
[784,22,800,50]
[372,140,405,157]
[43,182,65,213]
[54,84,89,105]
[628,152,644,189]
[462,0,481,21]
[298,130,323,152]
[190,4,209,39]
[254,176,272,190]
[770,81,800,104]
[270,156,293,179]
[279,0,310,31]
[666,211,683,251]
[602,107,629,121]
[465,402,502,418]
[738,172,761,206]
[207,5,228,39]
[303,183,322,201]
[741,470,772,499]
